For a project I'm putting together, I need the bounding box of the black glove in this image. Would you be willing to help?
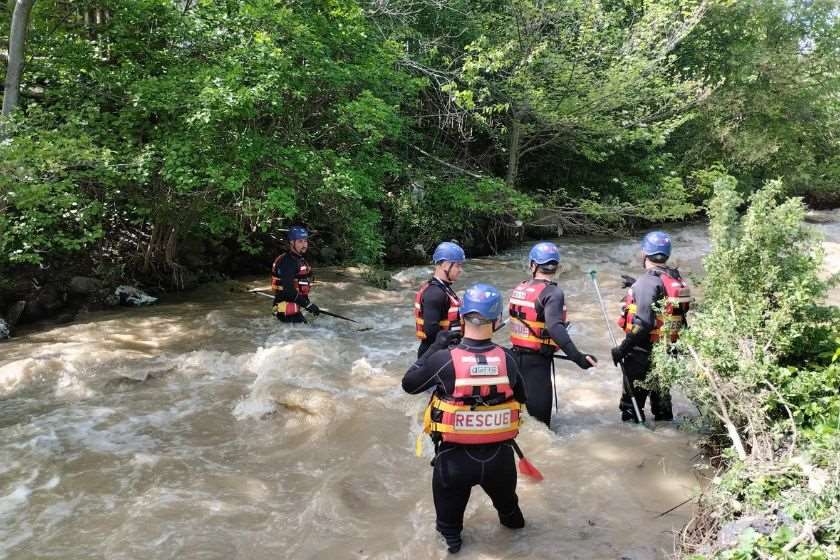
[432,329,461,349]
[574,353,597,370]
[305,303,320,316]
[620,274,636,289]
[611,346,624,365]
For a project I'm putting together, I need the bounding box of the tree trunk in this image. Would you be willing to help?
[505,112,522,187]
[2,0,36,117]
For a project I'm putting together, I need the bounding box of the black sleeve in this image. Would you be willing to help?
[503,348,527,404]
[542,286,583,359]
[625,273,665,345]
[421,284,448,343]
[402,347,454,395]
[273,255,309,306]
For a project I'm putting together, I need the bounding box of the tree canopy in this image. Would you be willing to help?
[1,0,838,276]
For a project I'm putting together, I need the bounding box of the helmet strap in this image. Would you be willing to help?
[444,262,454,283]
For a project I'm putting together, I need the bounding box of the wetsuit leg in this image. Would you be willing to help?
[476,444,524,529]
[514,350,553,427]
[649,390,673,421]
[619,349,650,421]
[432,446,475,552]
[418,341,432,359]
[276,312,306,323]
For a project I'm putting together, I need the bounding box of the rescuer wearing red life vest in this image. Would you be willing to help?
[414,242,465,358]
[402,284,527,554]
[612,231,692,422]
[508,242,597,427]
[271,226,320,323]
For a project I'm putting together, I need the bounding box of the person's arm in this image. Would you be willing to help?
[543,287,595,369]
[543,287,573,349]
[421,284,448,343]
[625,275,663,344]
[402,342,453,394]
[612,274,664,361]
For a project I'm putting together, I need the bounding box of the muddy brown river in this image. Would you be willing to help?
[2,213,838,559]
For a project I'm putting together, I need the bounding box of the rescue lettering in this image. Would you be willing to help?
[453,410,513,430]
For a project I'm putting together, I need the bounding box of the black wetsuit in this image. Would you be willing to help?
[402,336,528,551]
[417,278,459,358]
[272,251,312,323]
[510,280,594,427]
[615,266,680,420]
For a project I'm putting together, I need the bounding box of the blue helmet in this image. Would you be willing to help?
[642,231,671,259]
[432,241,465,264]
[461,283,502,321]
[287,226,309,241]
[528,241,560,265]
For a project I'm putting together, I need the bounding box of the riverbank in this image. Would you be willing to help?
[3,207,836,340]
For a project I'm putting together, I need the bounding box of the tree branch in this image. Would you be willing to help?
[687,345,748,460]
[411,144,484,178]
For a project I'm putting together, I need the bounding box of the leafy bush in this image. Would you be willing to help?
[384,176,537,259]
[648,173,840,558]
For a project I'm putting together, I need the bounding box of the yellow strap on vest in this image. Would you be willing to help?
[432,397,521,414]
[511,318,557,347]
[423,396,522,436]
[415,401,434,456]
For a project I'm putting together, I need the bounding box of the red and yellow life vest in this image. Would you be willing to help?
[414,279,461,340]
[508,280,567,351]
[422,346,520,445]
[618,269,691,343]
[271,253,312,316]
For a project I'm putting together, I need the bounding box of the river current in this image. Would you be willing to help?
[2,212,838,559]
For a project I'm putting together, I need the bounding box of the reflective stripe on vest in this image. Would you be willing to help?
[273,301,300,316]
[414,280,461,340]
[508,280,566,351]
[422,346,519,444]
[619,269,691,343]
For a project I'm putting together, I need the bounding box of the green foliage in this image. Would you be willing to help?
[670,0,840,203]
[0,112,112,264]
[384,176,537,257]
[648,174,840,558]
[2,0,838,279]
[421,0,706,194]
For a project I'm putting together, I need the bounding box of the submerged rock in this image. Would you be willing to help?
[115,286,159,306]
[717,516,775,549]
[69,276,103,295]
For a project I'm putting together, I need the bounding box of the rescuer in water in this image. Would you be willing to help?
[414,242,465,358]
[508,241,597,427]
[271,226,320,323]
[612,231,692,421]
[403,283,527,554]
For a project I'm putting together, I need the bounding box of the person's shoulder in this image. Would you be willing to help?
[423,280,448,298]
[425,346,455,365]
[542,281,563,297]
[273,252,289,268]
[497,345,516,359]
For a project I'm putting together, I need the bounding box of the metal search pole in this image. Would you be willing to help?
[588,270,645,425]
